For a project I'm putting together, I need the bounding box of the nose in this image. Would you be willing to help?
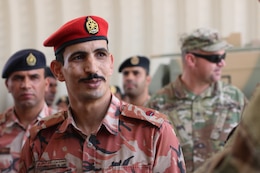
[84,55,98,73]
[50,85,57,94]
[21,77,31,89]
[217,59,226,67]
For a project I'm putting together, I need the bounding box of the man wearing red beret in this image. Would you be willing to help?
[19,16,186,172]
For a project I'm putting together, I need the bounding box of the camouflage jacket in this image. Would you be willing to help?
[147,77,247,172]
[0,104,50,173]
[195,84,260,173]
[19,95,186,173]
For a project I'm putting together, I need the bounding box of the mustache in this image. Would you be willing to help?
[78,73,106,83]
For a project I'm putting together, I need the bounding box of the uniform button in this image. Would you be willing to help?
[87,142,93,148]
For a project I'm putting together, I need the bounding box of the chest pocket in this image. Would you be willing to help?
[36,159,72,173]
[0,148,20,173]
[106,165,151,173]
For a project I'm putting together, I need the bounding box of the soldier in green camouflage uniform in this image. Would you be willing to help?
[147,28,247,172]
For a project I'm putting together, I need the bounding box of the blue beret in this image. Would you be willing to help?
[118,55,150,73]
[2,49,46,78]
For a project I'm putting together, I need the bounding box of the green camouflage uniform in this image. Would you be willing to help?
[147,28,247,172]
[194,84,260,173]
[147,77,246,172]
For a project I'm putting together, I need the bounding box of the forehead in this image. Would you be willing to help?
[8,68,45,78]
[122,66,146,73]
[63,40,108,55]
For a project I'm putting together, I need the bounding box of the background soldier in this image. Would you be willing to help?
[119,55,151,106]
[147,28,247,172]
[0,49,50,172]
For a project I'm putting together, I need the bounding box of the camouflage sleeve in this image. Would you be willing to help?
[146,93,166,111]
[153,120,186,173]
[195,85,260,173]
[19,136,35,173]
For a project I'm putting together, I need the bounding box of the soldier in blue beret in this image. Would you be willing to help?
[0,49,51,172]
[118,55,151,106]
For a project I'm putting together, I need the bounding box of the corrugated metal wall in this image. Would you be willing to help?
[0,0,259,111]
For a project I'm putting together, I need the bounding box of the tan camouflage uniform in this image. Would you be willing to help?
[147,28,247,172]
[194,84,260,173]
[19,95,186,173]
[0,104,50,173]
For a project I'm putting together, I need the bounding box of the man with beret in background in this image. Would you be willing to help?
[147,28,247,172]
[44,66,58,114]
[0,49,50,172]
[119,55,151,106]
[19,16,186,172]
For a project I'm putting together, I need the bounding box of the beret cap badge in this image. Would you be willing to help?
[86,17,99,34]
[130,56,139,65]
[26,53,37,66]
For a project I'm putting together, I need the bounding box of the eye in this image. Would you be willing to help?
[70,53,85,61]
[133,71,139,76]
[96,51,108,58]
[12,76,23,81]
[123,71,129,76]
[74,54,84,60]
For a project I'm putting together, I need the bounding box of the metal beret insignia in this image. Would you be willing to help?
[130,56,139,65]
[86,17,99,34]
[26,53,37,66]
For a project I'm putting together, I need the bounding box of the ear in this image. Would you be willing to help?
[50,60,65,81]
[146,75,151,85]
[44,77,50,92]
[185,53,196,67]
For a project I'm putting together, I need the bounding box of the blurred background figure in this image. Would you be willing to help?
[119,55,151,106]
[44,66,57,112]
[56,95,69,111]
[110,85,122,99]
[0,49,50,172]
[147,28,247,172]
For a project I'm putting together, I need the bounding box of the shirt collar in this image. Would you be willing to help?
[174,75,220,99]
[4,103,50,128]
[58,95,121,135]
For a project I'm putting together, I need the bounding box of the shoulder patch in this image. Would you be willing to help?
[29,111,68,139]
[120,103,168,127]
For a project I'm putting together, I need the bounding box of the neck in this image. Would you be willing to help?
[180,73,210,95]
[14,102,44,128]
[70,92,112,135]
[125,91,150,106]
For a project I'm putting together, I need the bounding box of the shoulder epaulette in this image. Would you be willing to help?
[120,103,168,128]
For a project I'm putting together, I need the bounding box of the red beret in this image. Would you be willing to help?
[43,16,108,55]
